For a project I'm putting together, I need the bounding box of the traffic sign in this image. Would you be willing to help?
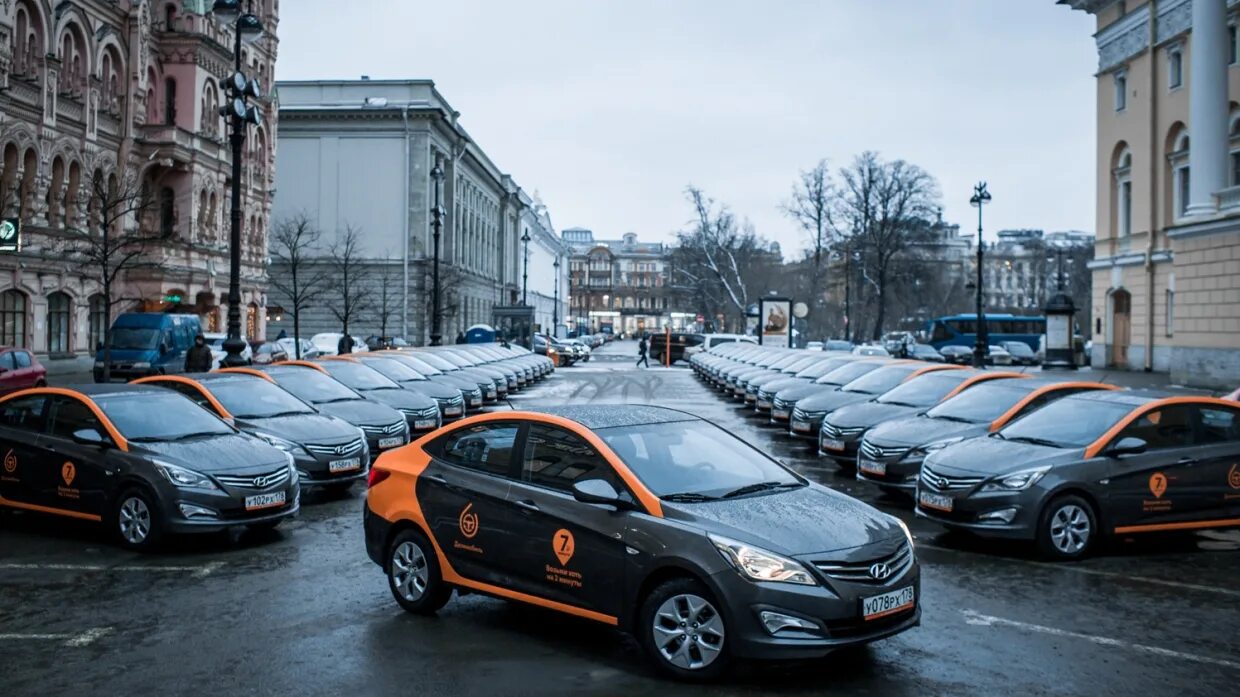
[0,218,21,253]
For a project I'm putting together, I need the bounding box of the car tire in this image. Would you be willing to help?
[110,487,164,552]
[386,528,451,615]
[1036,494,1098,561]
[639,578,731,681]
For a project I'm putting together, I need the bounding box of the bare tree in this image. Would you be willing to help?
[327,224,371,339]
[60,170,160,382]
[269,214,328,358]
[834,152,940,339]
[782,159,834,332]
[675,187,774,328]
[372,255,402,344]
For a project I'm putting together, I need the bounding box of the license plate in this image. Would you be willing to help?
[792,420,810,433]
[329,457,361,473]
[469,397,481,406]
[756,399,772,408]
[918,490,954,512]
[773,408,789,419]
[821,438,845,452]
[245,491,285,511]
[445,406,462,416]
[378,436,404,449]
[862,586,915,621]
[859,459,886,476]
[414,419,437,430]
[486,389,496,399]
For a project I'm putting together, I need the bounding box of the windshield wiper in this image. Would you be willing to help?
[320,396,358,404]
[132,431,222,443]
[934,415,976,424]
[721,481,803,499]
[881,400,918,408]
[1006,436,1063,448]
[660,492,719,503]
[246,410,309,419]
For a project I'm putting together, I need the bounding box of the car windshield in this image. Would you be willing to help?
[362,357,426,382]
[97,392,233,441]
[211,380,315,419]
[437,351,473,367]
[842,366,916,394]
[815,361,882,386]
[598,420,802,499]
[875,372,967,407]
[414,353,457,371]
[110,327,160,350]
[273,369,360,404]
[998,397,1134,449]
[322,362,401,390]
[395,354,442,375]
[926,382,1034,424]
[796,357,851,379]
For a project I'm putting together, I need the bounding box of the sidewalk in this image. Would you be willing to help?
[1012,365,1217,395]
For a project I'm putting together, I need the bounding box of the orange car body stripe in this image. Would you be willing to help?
[281,360,328,373]
[132,375,234,420]
[988,381,1119,432]
[0,494,103,521]
[901,363,965,382]
[940,371,1030,401]
[0,387,129,452]
[215,367,276,382]
[1115,518,1240,535]
[1084,396,1240,459]
[321,356,361,364]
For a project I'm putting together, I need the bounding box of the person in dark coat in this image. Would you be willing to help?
[636,335,649,368]
[185,334,213,373]
[455,331,467,344]
[337,333,354,355]
[276,329,288,341]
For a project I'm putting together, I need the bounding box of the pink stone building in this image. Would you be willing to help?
[0,0,278,371]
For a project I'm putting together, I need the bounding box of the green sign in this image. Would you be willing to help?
[164,294,183,304]
[0,218,20,253]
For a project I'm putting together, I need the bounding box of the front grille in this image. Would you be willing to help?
[791,407,825,422]
[812,541,914,586]
[362,421,407,437]
[400,406,440,419]
[305,438,365,457]
[821,423,865,440]
[215,466,290,490]
[437,395,464,407]
[861,440,909,460]
[772,397,790,410]
[920,465,984,492]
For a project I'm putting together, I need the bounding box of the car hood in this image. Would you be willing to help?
[429,374,481,392]
[761,376,809,394]
[312,398,404,427]
[400,380,461,400]
[924,436,1080,476]
[362,387,438,410]
[239,413,359,443]
[796,390,873,413]
[133,433,286,473]
[668,484,903,556]
[865,416,988,448]
[775,382,837,403]
[827,401,924,429]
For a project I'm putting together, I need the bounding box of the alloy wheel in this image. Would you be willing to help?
[1049,503,1090,555]
[391,540,429,602]
[118,496,151,545]
[652,593,726,670]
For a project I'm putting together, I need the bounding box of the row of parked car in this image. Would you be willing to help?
[690,342,1240,560]
[0,343,555,551]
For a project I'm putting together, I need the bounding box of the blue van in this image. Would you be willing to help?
[94,313,203,382]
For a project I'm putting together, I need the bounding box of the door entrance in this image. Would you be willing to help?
[1110,289,1131,368]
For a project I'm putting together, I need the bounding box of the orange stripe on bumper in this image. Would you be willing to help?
[1114,518,1240,534]
[0,495,102,522]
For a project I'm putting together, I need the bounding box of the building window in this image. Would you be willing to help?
[1230,24,1237,65]
[0,290,27,348]
[1176,166,1190,218]
[88,294,107,351]
[1115,147,1132,239]
[1169,131,1190,219]
[159,187,175,237]
[1168,46,1183,89]
[1114,71,1127,111]
[46,292,71,354]
[1165,289,1174,337]
[164,77,177,125]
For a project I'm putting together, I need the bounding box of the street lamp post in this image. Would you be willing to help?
[430,156,445,346]
[211,0,264,368]
[969,181,992,368]
[521,229,531,305]
[552,255,560,329]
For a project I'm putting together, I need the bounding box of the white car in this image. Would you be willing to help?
[683,333,757,358]
[987,344,1013,366]
[276,337,320,360]
[851,344,891,357]
[203,332,252,368]
[805,341,825,351]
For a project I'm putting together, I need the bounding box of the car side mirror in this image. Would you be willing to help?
[1106,436,1147,457]
[572,478,626,508]
[71,428,108,447]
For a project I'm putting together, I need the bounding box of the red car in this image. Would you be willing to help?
[0,347,47,394]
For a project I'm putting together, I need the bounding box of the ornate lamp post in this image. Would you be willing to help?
[430,155,445,346]
[969,182,992,368]
[521,229,531,305]
[210,0,264,368]
[552,255,560,329]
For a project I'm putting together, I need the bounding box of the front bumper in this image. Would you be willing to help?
[161,482,300,533]
[914,487,1038,540]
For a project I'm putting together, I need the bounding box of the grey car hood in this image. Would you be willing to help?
[796,390,873,414]
[924,436,1079,476]
[761,376,810,394]
[240,412,358,444]
[827,401,921,430]
[774,382,839,403]
[865,416,987,448]
[313,398,404,428]
[134,433,286,473]
[363,387,439,411]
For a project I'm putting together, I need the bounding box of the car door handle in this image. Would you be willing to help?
[514,499,540,513]
[1177,457,1197,465]
[423,473,448,485]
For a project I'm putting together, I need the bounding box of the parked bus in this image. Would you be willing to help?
[924,313,1044,351]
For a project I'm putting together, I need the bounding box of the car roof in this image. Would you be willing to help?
[526,405,701,430]
[56,383,166,398]
[1070,389,1181,406]
[192,373,266,385]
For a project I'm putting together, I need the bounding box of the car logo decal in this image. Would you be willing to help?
[3,449,15,474]
[554,529,575,566]
[61,461,76,486]
[253,475,268,488]
[1149,472,1168,499]
[1229,464,1240,490]
[334,444,348,455]
[869,562,892,581]
[459,502,479,539]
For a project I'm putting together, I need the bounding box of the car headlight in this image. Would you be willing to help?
[133,361,151,369]
[93,360,104,368]
[285,452,299,483]
[255,432,299,453]
[153,459,219,491]
[982,466,1051,492]
[894,517,915,551]
[709,534,817,586]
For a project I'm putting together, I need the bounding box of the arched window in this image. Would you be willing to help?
[207,191,218,242]
[164,77,178,126]
[201,79,219,135]
[0,290,28,347]
[14,2,46,79]
[159,187,176,237]
[46,291,71,354]
[1112,144,1132,241]
[1167,126,1190,220]
[66,161,81,227]
[88,293,107,351]
[0,144,17,217]
[19,147,37,221]
[47,156,64,227]
[99,46,123,114]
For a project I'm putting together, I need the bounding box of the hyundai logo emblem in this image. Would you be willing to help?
[334,444,348,455]
[253,476,268,488]
[869,562,892,580]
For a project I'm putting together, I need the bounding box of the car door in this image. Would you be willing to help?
[499,423,630,617]
[1192,404,1240,521]
[0,352,19,394]
[0,394,50,510]
[418,421,523,587]
[42,395,114,517]
[12,351,36,389]
[1105,405,1207,530]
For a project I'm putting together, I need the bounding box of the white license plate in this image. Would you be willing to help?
[414,419,437,430]
[244,491,285,511]
[918,490,954,512]
[378,436,404,449]
[486,390,497,398]
[859,459,887,476]
[821,438,845,452]
[468,398,481,406]
[791,420,810,433]
[329,457,361,473]
[862,586,915,621]
[445,406,462,416]
[773,408,789,419]
[756,399,772,408]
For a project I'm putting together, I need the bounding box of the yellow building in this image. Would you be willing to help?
[1061,0,1239,388]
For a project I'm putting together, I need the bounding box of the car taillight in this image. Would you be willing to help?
[367,468,391,489]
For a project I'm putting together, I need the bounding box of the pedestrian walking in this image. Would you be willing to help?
[185,334,213,373]
[636,335,649,368]
[276,329,287,341]
[455,331,467,345]
[337,333,354,355]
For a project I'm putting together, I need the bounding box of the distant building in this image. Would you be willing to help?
[986,229,1095,317]
[563,228,690,336]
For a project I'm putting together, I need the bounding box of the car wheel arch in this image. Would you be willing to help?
[383,518,437,571]
[1042,485,1105,532]
[630,561,717,631]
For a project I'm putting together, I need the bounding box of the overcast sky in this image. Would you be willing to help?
[276,0,1097,256]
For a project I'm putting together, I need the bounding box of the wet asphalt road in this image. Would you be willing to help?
[3,343,1239,696]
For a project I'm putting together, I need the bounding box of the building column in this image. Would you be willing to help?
[1186,0,1230,216]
